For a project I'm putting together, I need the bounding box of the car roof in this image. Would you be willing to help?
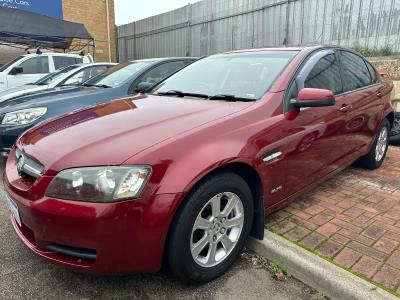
[221,45,347,55]
[130,57,198,63]
[22,52,87,57]
[69,62,117,67]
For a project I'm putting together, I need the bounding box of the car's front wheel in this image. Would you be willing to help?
[166,172,254,283]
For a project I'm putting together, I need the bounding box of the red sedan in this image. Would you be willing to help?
[4,46,394,283]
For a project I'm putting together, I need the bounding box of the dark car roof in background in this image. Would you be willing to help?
[222,45,346,55]
[131,57,198,63]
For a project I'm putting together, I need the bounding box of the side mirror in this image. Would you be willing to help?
[135,82,153,93]
[9,66,23,75]
[290,88,335,109]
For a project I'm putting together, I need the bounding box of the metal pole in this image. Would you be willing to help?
[106,0,112,62]
[187,3,192,56]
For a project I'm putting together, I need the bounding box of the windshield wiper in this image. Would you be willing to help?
[208,94,255,102]
[82,83,112,88]
[155,90,209,99]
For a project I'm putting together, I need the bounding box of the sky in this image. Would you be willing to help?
[114,0,201,25]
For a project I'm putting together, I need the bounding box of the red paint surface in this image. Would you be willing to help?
[4,46,393,274]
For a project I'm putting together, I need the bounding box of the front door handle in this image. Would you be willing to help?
[377,91,383,98]
[339,104,352,113]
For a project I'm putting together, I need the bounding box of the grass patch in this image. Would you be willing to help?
[352,43,394,57]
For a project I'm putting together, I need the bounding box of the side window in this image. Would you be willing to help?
[18,56,49,74]
[64,66,108,85]
[304,54,342,94]
[365,61,379,84]
[87,66,108,79]
[138,61,186,85]
[53,56,82,70]
[340,51,372,91]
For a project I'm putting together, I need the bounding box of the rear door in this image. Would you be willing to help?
[338,50,385,159]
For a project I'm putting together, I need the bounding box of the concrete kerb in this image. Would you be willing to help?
[247,230,398,300]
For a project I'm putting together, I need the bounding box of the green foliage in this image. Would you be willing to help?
[267,260,292,277]
[352,43,394,57]
[311,289,327,299]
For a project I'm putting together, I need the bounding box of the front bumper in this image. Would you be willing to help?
[4,157,182,275]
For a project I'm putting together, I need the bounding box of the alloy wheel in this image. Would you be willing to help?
[375,126,388,162]
[190,192,244,268]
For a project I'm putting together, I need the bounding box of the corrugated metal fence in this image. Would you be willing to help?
[117,0,400,61]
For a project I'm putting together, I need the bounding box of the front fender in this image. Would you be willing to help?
[156,139,260,195]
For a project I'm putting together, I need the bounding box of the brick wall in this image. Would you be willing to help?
[368,57,400,105]
[0,1,116,64]
[62,0,116,62]
[369,56,400,81]
[0,46,25,65]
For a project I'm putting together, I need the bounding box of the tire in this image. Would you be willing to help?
[357,119,391,169]
[390,115,400,145]
[166,172,254,283]
[391,134,400,145]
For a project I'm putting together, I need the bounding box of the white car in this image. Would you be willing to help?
[0,63,116,102]
[0,53,93,91]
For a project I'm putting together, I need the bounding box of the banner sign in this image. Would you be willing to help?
[0,0,63,19]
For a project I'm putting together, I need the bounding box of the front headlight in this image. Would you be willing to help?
[2,107,47,125]
[46,166,151,202]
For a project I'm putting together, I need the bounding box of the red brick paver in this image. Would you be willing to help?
[267,146,400,294]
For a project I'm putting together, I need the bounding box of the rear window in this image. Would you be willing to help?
[365,61,379,84]
[53,56,83,70]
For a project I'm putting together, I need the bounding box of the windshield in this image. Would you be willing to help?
[85,61,152,88]
[152,51,298,100]
[34,65,80,85]
[0,56,24,72]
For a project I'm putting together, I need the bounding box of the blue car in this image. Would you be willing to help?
[0,57,196,156]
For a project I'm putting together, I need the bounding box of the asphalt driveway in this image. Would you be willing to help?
[0,162,320,300]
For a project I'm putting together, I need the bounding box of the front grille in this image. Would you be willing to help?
[15,148,44,178]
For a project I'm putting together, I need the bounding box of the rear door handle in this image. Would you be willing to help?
[377,91,383,98]
[339,104,352,113]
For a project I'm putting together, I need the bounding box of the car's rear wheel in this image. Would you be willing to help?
[390,115,400,144]
[358,119,390,169]
[166,172,253,283]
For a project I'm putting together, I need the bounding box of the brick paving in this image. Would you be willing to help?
[266,146,400,294]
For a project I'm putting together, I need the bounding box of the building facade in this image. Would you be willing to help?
[0,0,116,63]
[63,0,116,62]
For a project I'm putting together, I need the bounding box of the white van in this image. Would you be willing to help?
[0,53,93,91]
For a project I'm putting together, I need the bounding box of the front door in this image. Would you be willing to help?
[282,50,351,196]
